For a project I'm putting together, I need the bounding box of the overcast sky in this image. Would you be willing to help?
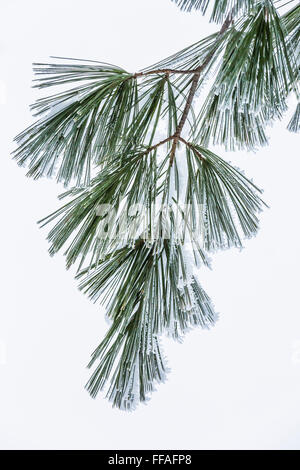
[1,0,300,450]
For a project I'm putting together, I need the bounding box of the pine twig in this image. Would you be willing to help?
[169,13,233,165]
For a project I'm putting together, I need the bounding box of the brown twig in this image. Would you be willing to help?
[168,13,233,165]
[133,13,233,165]
[142,136,174,155]
[177,137,204,161]
[132,68,199,79]
[140,135,204,162]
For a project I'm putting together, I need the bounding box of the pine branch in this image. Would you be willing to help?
[196,0,298,150]
[13,0,298,411]
[169,12,233,164]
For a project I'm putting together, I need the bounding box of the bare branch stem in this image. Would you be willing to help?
[177,137,204,161]
[132,68,198,78]
[168,13,233,165]
[135,14,233,165]
[144,136,174,155]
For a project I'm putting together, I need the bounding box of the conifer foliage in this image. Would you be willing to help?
[14,0,299,410]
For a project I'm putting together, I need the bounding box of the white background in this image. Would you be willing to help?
[1,0,300,450]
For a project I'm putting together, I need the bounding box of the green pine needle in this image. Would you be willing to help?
[287,103,300,133]
[195,0,297,150]
[172,0,254,23]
